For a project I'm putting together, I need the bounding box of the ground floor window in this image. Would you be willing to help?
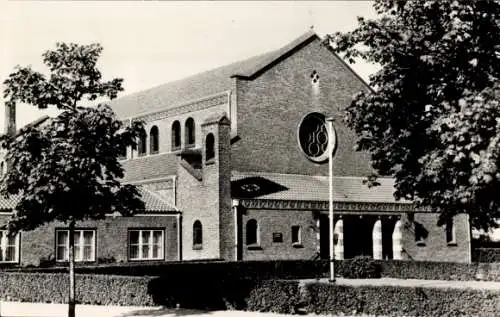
[291,225,302,245]
[446,218,456,245]
[0,231,20,263]
[56,229,96,262]
[128,229,164,260]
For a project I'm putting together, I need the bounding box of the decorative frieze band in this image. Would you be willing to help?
[131,93,229,124]
[239,199,428,213]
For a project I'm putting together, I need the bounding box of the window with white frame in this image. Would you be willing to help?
[128,229,164,260]
[0,231,20,263]
[56,229,96,262]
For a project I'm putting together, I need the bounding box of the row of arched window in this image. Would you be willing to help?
[192,219,260,250]
[135,118,197,157]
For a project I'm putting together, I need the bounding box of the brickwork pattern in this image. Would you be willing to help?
[232,38,374,177]
[0,214,178,266]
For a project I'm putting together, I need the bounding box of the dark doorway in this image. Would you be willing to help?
[382,217,397,260]
[343,215,377,259]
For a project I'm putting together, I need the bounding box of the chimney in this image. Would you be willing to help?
[5,103,16,136]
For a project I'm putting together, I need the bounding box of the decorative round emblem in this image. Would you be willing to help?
[297,112,336,163]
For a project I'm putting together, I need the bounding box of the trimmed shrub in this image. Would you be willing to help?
[245,280,301,314]
[304,282,500,317]
[147,275,257,310]
[0,273,155,306]
[340,256,381,279]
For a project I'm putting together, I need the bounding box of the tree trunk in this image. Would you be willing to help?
[68,220,76,317]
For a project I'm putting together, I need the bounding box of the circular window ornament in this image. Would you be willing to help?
[297,112,337,163]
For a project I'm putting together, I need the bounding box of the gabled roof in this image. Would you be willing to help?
[231,171,408,204]
[110,30,319,119]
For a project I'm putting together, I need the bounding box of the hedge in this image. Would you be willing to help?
[303,282,500,317]
[0,273,155,306]
[2,272,500,315]
[473,248,500,263]
[4,258,500,281]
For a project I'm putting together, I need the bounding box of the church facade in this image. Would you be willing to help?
[0,31,471,266]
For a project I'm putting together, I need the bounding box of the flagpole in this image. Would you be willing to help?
[326,117,335,283]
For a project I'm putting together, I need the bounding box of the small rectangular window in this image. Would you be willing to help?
[55,229,96,262]
[291,226,301,245]
[272,232,283,243]
[128,229,164,260]
[0,231,20,263]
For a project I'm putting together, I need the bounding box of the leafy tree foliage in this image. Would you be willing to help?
[2,42,144,231]
[327,0,500,230]
[1,42,144,317]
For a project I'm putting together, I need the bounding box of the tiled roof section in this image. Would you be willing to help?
[202,111,230,126]
[110,31,318,118]
[138,186,177,212]
[0,188,176,213]
[231,171,409,204]
[0,194,19,211]
[120,152,178,182]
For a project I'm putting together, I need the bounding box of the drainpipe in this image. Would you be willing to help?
[176,213,182,261]
[232,199,240,261]
[173,175,177,207]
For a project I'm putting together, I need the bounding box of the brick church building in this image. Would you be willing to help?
[0,31,472,266]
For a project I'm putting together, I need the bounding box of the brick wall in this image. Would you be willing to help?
[237,209,471,263]
[233,37,374,177]
[401,213,471,263]
[241,209,318,261]
[0,214,178,266]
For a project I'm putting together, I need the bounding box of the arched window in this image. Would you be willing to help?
[137,128,147,156]
[246,219,259,245]
[185,117,195,147]
[0,161,4,177]
[149,126,159,154]
[171,121,181,151]
[193,220,203,248]
[446,217,456,245]
[206,133,215,162]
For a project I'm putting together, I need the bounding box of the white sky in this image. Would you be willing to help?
[0,1,379,131]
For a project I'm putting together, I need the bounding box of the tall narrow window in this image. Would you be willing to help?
[0,161,4,177]
[0,231,20,263]
[446,218,456,245]
[171,121,181,151]
[291,226,301,245]
[137,128,147,156]
[150,126,159,154]
[246,219,259,245]
[185,117,195,147]
[206,133,215,162]
[55,229,95,262]
[193,220,203,249]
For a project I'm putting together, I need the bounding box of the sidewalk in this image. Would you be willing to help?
[300,277,500,290]
[0,302,292,317]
